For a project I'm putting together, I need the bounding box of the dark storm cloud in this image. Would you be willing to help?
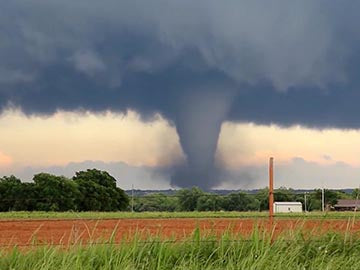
[1,0,360,188]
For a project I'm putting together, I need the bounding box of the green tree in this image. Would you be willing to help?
[177,187,204,211]
[0,175,23,211]
[196,195,224,211]
[134,193,178,212]
[0,176,39,211]
[18,182,38,211]
[274,187,295,202]
[352,188,360,199]
[33,173,80,211]
[255,188,269,211]
[222,193,260,211]
[73,169,129,211]
[313,189,339,207]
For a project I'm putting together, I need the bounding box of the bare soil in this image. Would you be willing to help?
[0,218,359,247]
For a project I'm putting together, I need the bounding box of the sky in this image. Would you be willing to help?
[2,1,360,189]
[1,109,360,190]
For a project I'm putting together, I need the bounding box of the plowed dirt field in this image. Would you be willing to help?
[1,218,359,247]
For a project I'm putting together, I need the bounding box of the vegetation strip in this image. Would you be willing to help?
[1,229,360,269]
[2,211,360,221]
[2,170,358,213]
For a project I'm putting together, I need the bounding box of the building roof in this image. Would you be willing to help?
[274,202,302,205]
[334,199,360,208]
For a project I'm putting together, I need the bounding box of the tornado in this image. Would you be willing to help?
[171,88,233,189]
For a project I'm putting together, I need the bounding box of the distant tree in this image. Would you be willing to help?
[134,193,178,212]
[313,189,339,207]
[0,175,23,211]
[196,194,224,211]
[294,193,306,211]
[73,169,129,211]
[0,175,40,211]
[33,173,80,211]
[274,187,295,202]
[352,188,360,199]
[306,192,321,211]
[255,188,269,211]
[0,170,129,212]
[177,187,204,211]
[222,192,260,211]
[335,190,351,200]
[247,197,261,211]
[306,189,347,211]
[18,182,38,211]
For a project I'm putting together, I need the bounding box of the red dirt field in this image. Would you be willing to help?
[1,218,360,247]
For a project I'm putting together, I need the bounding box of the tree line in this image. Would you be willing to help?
[0,169,129,211]
[133,187,353,212]
[0,169,355,212]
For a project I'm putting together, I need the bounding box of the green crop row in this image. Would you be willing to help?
[1,211,360,220]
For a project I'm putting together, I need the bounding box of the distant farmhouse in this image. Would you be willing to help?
[334,199,360,211]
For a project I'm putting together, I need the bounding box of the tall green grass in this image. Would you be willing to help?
[1,227,360,269]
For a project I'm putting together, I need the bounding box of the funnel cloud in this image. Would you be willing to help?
[172,87,234,188]
[1,1,360,187]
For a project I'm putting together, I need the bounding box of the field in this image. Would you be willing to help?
[2,210,360,220]
[0,211,269,220]
[2,212,360,269]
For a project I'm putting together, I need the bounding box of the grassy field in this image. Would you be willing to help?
[0,211,360,220]
[1,228,360,269]
[2,213,360,269]
[0,211,267,220]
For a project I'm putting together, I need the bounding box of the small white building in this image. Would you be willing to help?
[273,202,302,213]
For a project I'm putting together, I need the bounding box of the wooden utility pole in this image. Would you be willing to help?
[131,184,134,213]
[321,187,325,212]
[269,157,274,224]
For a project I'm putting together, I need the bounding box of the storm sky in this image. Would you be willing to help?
[1,1,360,189]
